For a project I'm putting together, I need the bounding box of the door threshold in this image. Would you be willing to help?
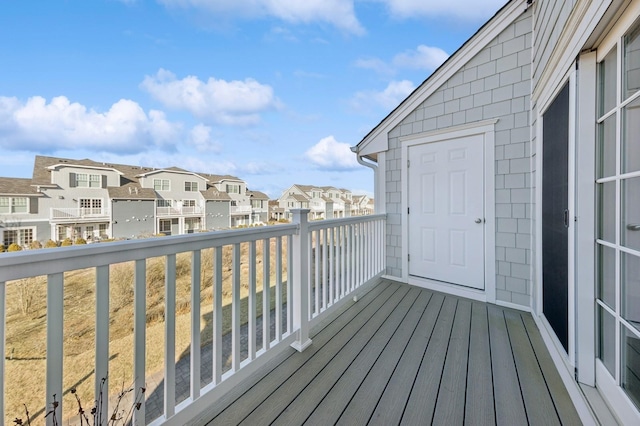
[407,275,487,302]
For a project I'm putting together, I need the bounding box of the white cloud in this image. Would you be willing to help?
[353,57,394,75]
[140,68,280,126]
[0,95,181,153]
[304,135,360,171]
[378,0,505,21]
[392,45,449,70]
[188,124,222,152]
[350,80,416,111]
[158,0,364,35]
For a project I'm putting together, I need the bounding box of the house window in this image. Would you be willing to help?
[185,217,201,233]
[157,199,172,208]
[154,179,170,191]
[99,224,109,239]
[226,184,240,194]
[0,197,28,213]
[185,181,199,192]
[231,201,237,207]
[596,17,640,411]
[2,228,34,247]
[159,219,172,235]
[89,174,101,188]
[251,200,263,208]
[183,199,196,207]
[79,198,102,215]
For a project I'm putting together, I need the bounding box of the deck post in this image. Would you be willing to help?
[291,209,312,352]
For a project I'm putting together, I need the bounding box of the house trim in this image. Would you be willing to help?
[356,0,528,157]
[400,119,497,304]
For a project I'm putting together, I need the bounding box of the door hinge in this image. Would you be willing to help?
[407,207,410,214]
[407,159,410,168]
[408,254,410,261]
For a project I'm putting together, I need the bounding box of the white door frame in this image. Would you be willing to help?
[400,119,497,303]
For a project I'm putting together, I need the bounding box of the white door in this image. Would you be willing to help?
[408,135,485,289]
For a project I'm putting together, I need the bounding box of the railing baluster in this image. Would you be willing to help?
[165,254,176,418]
[313,230,319,316]
[328,227,334,305]
[248,241,257,360]
[275,237,283,341]
[340,225,345,298]
[287,235,293,335]
[95,266,110,422]
[46,272,64,426]
[262,238,271,350]
[213,247,222,385]
[0,280,4,424]
[133,259,146,425]
[322,229,328,311]
[232,244,241,371]
[191,250,201,400]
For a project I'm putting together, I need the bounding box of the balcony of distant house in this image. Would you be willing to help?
[156,200,204,217]
[50,205,110,222]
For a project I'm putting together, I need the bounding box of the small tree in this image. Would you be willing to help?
[74,237,87,245]
[0,244,4,253]
[60,237,73,247]
[29,240,42,250]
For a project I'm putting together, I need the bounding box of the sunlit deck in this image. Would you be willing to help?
[204,279,581,425]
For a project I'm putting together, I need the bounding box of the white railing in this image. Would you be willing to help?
[230,205,252,215]
[0,210,385,425]
[50,207,110,220]
[156,206,204,216]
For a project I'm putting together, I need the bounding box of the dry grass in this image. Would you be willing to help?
[5,238,289,424]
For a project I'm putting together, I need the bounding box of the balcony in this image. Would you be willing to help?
[0,211,581,425]
[230,205,252,215]
[50,207,110,222]
[156,206,204,217]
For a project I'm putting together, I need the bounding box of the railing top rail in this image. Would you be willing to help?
[307,213,386,231]
[0,223,299,282]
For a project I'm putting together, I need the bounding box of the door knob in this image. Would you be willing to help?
[475,218,482,224]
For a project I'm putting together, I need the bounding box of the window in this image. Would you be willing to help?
[89,174,101,188]
[185,217,201,233]
[0,197,28,214]
[3,228,34,247]
[185,181,199,192]
[79,198,102,215]
[157,199,172,208]
[183,199,196,207]
[231,201,237,207]
[226,184,240,194]
[75,173,101,188]
[159,219,172,235]
[154,179,170,191]
[596,17,640,411]
[99,224,109,239]
[251,200,263,208]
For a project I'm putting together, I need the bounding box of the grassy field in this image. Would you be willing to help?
[5,239,289,424]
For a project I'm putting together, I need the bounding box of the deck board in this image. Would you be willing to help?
[206,280,582,426]
[464,302,495,425]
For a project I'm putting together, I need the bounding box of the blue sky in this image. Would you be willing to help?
[0,0,505,198]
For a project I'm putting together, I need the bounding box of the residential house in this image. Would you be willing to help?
[277,184,354,220]
[351,194,374,216]
[353,0,640,422]
[0,155,271,246]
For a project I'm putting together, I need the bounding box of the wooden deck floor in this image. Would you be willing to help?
[204,280,582,425]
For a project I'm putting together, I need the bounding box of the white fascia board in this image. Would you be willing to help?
[136,169,210,182]
[47,163,124,175]
[356,0,528,157]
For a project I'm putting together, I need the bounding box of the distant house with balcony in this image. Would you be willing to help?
[277,184,355,220]
[351,194,374,216]
[0,155,269,246]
